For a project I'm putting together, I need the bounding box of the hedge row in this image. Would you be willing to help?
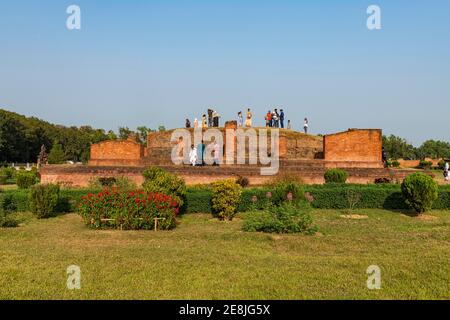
[2,185,450,214]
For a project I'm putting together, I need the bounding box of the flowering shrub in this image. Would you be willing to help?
[211,179,242,221]
[78,188,179,230]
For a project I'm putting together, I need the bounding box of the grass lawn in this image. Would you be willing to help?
[0,209,449,300]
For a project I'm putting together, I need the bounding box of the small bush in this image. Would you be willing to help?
[0,167,16,184]
[401,173,438,213]
[272,181,305,206]
[243,201,317,234]
[211,179,242,221]
[418,160,433,170]
[324,168,348,184]
[391,160,400,168]
[265,172,304,187]
[143,167,187,214]
[236,175,250,188]
[16,170,39,189]
[0,213,18,228]
[29,184,60,218]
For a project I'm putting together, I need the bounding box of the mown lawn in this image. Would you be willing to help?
[0,209,449,299]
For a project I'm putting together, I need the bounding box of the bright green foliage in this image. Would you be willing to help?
[324,168,348,184]
[401,173,438,213]
[48,142,66,164]
[243,201,317,234]
[272,182,305,206]
[211,179,242,221]
[29,184,60,218]
[142,166,187,214]
[15,170,39,189]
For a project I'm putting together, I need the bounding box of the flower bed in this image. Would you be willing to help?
[78,188,179,230]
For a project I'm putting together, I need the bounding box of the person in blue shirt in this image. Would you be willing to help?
[280,109,285,128]
[197,140,206,166]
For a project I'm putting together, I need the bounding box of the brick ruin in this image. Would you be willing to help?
[41,124,403,187]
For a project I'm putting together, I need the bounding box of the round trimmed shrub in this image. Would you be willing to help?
[272,181,305,206]
[29,183,60,218]
[211,179,242,221]
[324,168,348,184]
[142,166,187,214]
[401,172,438,213]
[16,170,39,189]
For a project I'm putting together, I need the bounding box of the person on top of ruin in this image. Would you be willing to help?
[207,109,213,127]
[287,120,292,130]
[185,119,191,128]
[197,140,205,166]
[202,114,207,128]
[273,109,279,128]
[237,111,243,127]
[265,110,272,127]
[189,144,198,166]
[303,118,309,134]
[193,118,198,129]
[213,140,221,166]
[280,109,285,128]
[213,110,220,127]
[245,108,253,127]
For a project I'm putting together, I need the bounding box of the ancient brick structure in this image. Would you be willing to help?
[40,127,391,186]
[323,129,382,168]
[89,136,145,166]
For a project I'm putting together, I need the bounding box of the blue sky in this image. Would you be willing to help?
[1,0,449,145]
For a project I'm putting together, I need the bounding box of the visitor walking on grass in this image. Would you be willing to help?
[189,145,198,166]
[303,118,309,134]
[445,161,449,182]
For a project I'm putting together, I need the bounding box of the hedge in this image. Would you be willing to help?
[1,185,450,215]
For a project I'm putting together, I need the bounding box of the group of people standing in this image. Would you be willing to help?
[188,140,221,167]
[264,109,285,128]
[185,107,309,134]
[185,109,221,129]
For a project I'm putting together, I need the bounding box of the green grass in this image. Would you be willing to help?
[1,209,449,299]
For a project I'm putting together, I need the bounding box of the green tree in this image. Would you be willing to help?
[48,142,66,164]
[416,140,450,159]
[118,127,133,140]
[382,135,417,160]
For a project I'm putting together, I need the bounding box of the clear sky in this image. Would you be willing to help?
[1,0,449,145]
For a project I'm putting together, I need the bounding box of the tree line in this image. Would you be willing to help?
[1,108,448,164]
[0,109,163,164]
[382,135,450,160]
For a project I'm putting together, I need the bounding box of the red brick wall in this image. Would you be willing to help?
[324,129,382,167]
[89,140,144,166]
